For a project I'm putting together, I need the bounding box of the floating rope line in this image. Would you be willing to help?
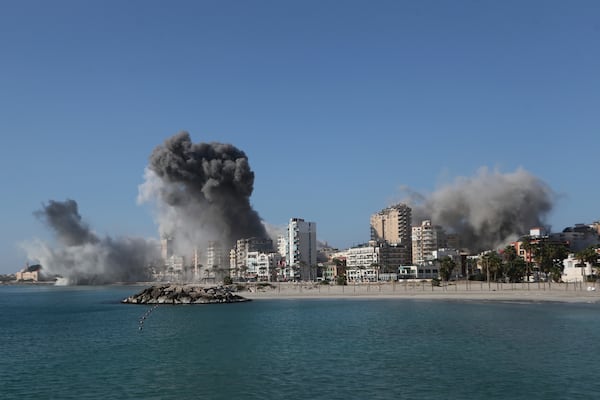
[138,304,159,331]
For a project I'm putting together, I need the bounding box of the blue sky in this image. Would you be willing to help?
[1,0,599,274]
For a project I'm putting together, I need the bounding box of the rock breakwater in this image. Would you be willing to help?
[122,284,250,305]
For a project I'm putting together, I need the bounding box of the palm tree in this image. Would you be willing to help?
[438,257,456,282]
[481,251,502,288]
[520,236,535,281]
[533,241,568,283]
[369,262,381,282]
[332,258,346,284]
[502,245,525,283]
[576,246,599,281]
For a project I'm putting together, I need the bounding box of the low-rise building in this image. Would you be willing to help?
[562,254,593,282]
[416,263,440,279]
[346,267,379,282]
[16,264,42,281]
[244,251,280,282]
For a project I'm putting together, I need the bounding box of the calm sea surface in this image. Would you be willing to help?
[1,285,599,400]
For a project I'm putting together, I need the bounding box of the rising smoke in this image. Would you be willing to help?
[138,131,268,256]
[402,167,555,253]
[23,199,159,284]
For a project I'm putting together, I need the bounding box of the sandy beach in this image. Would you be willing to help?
[240,281,600,303]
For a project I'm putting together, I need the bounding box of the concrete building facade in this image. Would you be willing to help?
[412,220,446,265]
[370,203,412,263]
[15,264,42,281]
[370,203,412,245]
[562,254,593,282]
[235,237,274,271]
[287,218,317,280]
[244,251,281,282]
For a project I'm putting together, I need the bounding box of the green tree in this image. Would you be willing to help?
[332,257,345,267]
[481,251,502,287]
[576,246,599,279]
[502,245,526,282]
[534,242,568,282]
[332,258,346,284]
[369,263,381,282]
[336,275,347,285]
[438,257,456,282]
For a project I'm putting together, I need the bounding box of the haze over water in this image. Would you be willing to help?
[1,285,598,400]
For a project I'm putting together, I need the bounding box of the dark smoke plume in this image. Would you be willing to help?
[24,199,159,285]
[401,167,555,253]
[33,199,99,247]
[138,131,268,256]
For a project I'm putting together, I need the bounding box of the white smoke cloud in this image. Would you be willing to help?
[401,167,555,252]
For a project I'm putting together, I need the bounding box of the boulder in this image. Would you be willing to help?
[122,285,250,305]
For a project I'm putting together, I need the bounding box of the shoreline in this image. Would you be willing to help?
[239,281,600,303]
[2,280,599,304]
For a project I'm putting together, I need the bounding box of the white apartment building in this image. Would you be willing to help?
[277,235,288,258]
[562,254,594,282]
[244,251,281,282]
[287,218,317,280]
[206,241,225,268]
[235,237,273,270]
[412,220,446,265]
[344,241,380,282]
[346,241,379,269]
[346,267,379,282]
[203,241,226,282]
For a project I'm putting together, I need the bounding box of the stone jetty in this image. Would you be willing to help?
[121,284,251,305]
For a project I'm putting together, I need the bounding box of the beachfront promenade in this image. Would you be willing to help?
[241,280,600,303]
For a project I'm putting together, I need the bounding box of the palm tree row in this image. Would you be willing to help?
[479,242,599,284]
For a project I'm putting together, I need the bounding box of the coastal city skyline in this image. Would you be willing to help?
[3,3,600,400]
[1,1,599,274]
[8,194,600,283]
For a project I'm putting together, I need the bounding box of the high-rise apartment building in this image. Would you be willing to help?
[277,235,288,258]
[160,235,174,263]
[206,241,225,268]
[412,220,447,265]
[287,218,317,280]
[370,203,412,244]
[370,203,412,262]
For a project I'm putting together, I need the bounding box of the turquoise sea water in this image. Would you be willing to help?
[1,285,599,400]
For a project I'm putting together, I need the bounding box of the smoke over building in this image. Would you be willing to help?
[23,199,159,284]
[401,167,555,253]
[138,131,269,258]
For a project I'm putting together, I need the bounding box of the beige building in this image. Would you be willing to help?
[16,264,42,281]
[370,203,412,262]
